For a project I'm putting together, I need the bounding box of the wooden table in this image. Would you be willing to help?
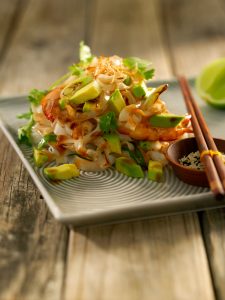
[1,0,225,299]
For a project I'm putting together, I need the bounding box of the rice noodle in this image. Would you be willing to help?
[54,121,68,136]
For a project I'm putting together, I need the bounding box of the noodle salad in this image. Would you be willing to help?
[18,42,192,181]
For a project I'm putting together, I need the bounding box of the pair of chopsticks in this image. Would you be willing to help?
[178,76,225,200]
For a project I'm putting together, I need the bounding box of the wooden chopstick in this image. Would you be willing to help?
[178,76,225,200]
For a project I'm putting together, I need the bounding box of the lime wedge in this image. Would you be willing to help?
[196,58,225,109]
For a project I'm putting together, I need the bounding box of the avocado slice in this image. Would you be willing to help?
[62,76,93,100]
[149,114,185,128]
[148,160,163,182]
[108,89,126,115]
[83,101,97,112]
[115,157,144,178]
[33,148,48,167]
[70,81,101,104]
[104,133,121,154]
[143,84,168,108]
[44,164,79,180]
[132,82,147,98]
[59,98,69,109]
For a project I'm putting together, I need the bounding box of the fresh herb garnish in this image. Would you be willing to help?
[68,64,84,76]
[18,117,34,146]
[132,84,146,98]
[37,133,57,150]
[79,41,93,63]
[143,69,155,80]
[123,76,132,85]
[123,57,154,80]
[99,112,118,134]
[122,144,146,167]
[28,89,48,106]
[17,111,32,119]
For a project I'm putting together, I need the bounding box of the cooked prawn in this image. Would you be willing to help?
[41,87,62,122]
[118,121,192,141]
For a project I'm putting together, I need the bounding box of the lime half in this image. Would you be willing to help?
[196,58,225,109]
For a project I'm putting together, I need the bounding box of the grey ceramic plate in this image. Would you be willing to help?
[0,79,225,227]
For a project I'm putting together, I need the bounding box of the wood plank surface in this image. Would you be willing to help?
[0,0,20,54]
[0,0,85,96]
[160,0,225,77]
[65,215,214,300]
[0,0,86,299]
[200,210,225,300]
[64,0,216,299]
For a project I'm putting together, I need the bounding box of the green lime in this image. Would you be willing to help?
[196,58,225,109]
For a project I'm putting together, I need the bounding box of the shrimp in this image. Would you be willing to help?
[42,87,78,123]
[118,120,192,141]
[41,87,62,122]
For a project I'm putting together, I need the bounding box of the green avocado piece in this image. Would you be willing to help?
[33,148,48,167]
[61,76,93,100]
[83,100,97,112]
[104,133,121,154]
[115,157,144,178]
[59,98,68,109]
[108,89,126,115]
[44,164,80,180]
[149,114,185,128]
[148,160,163,182]
[70,81,101,104]
[143,84,168,108]
[132,82,147,98]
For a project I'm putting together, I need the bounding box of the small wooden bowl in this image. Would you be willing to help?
[166,137,225,187]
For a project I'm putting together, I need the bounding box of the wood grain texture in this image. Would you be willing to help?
[0,0,86,299]
[65,215,214,300]
[0,149,68,299]
[0,0,20,53]
[200,210,225,300]
[159,0,225,76]
[0,0,86,96]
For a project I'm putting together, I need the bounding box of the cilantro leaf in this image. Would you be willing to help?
[79,41,93,63]
[143,69,155,80]
[122,144,146,168]
[123,57,150,72]
[99,112,118,134]
[37,133,57,150]
[17,111,32,119]
[68,64,84,76]
[18,117,34,146]
[123,57,154,81]
[123,76,132,85]
[28,89,48,106]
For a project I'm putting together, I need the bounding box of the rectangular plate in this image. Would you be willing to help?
[0,79,225,227]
